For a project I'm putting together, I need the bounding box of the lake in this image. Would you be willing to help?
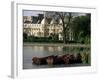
[23,44,90,69]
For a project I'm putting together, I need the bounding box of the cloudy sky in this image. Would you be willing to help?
[23,10,86,16]
[23,10,44,16]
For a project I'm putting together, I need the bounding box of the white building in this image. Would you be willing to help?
[23,12,87,41]
[23,16,73,41]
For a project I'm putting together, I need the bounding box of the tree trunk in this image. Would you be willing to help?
[63,29,66,44]
[62,23,66,44]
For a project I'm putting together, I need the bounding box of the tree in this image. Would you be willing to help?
[72,14,91,43]
[55,12,73,43]
[23,32,27,40]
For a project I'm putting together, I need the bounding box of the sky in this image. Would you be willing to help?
[23,10,44,16]
[23,10,87,16]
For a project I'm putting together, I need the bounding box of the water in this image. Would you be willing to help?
[23,44,90,69]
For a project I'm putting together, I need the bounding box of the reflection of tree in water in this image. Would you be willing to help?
[62,46,90,55]
[62,46,69,54]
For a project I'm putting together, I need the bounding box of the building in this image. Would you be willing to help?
[23,15,73,41]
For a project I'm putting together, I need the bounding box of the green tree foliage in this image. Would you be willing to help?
[72,14,91,44]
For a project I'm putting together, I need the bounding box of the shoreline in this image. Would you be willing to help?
[23,42,90,47]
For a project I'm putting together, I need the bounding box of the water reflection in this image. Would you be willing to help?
[23,45,90,69]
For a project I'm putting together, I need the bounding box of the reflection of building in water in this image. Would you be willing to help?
[39,46,44,51]
[23,13,74,41]
[57,46,63,51]
[48,46,55,52]
[47,46,63,52]
[32,46,39,51]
